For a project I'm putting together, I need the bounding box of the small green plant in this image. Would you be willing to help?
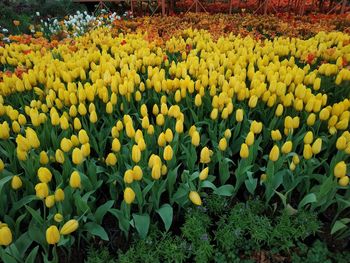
[85,246,115,263]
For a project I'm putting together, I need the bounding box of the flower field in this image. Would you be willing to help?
[0,11,350,262]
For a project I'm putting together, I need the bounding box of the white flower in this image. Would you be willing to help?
[36,12,40,16]
[2,28,8,33]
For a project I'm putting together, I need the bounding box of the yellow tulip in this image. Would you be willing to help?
[81,143,90,157]
[152,163,161,180]
[46,225,60,245]
[311,138,322,155]
[339,176,349,187]
[199,167,209,181]
[248,95,258,108]
[106,153,117,166]
[132,145,141,163]
[0,158,4,172]
[271,130,282,141]
[60,219,79,235]
[37,167,52,183]
[175,120,184,133]
[35,183,49,199]
[90,111,98,123]
[163,145,173,161]
[275,104,283,117]
[269,145,280,162]
[72,148,84,165]
[124,169,134,184]
[236,109,244,122]
[124,187,135,204]
[189,191,202,206]
[60,138,73,152]
[240,143,249,159]
[0,225,12,246]
[319,108,330,120]
[224,129,232,139]
[158,133,166,147]
[304,131,314,144]
[133,165,143,181]
[210,108,218,120]
[11,175,22,190]
[218,138,227,151]
[54,213,63,223]
[195,94,202,106]
[45,195,55,208]
[78,130,89,144]
[54,188,65,202]
[281,141,293,154]
[334,161,347,178]
[191,131,200,147]
[336,136,347,150]
[307,113,316,126]
[303,144,313,160]
[200,147,212,164]
[69,171,81,189]
[55,149,65,164]
[165,129,173,143]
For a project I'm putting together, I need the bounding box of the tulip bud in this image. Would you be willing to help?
[78,130,89,144]
[60,138,73,153]
[0,225,12,246]
[70,147,82,164]
[132,145,141,163]
[189,191,202,206]
[35,183,49,199]
[54,188,65,202]
[260,173,267,182]
[200,147,212,164]
[218,138,227,151]
[133,165,143,181]
[281,141,293,154]
[290,162,296,171]
[248,95,258,108]
[46,225,60,245]
[275,104,283,117]
[69,171,81,189]
[0,158,4,172]
[236,109,244,122]
[163,145,173,161]
[124,187,135,204]
[284,116,293,129]
[55,149,65,164]
[240,143,249,159]
[45,195,55,208]
[304,131,314,144]
[165,129,173,143]
[210,108,218,120]
[124,169,134,184]
[311,138,322,155]
[152,163,161,180]
[175,120,183,133]
[11,175,22,190]
[37,167,52,183]
[336,136,347,150]
[271,130,282,141]
[334,161,347,178]
[106,153,117,166]
[269,145,280,162]
[250,121,263,134]
[339,176,349,187]
[195,94,202,106]
[81,143,90,157]
[224,129,232,139]
[54,213,63,223]
[307,113,316,126]
[60,219,79,235]
[292,154,300,165]
[244,131,254,146]
[199,167,209,181]
[303,144,313,160]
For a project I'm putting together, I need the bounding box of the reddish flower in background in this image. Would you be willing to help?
[307,53,316,64]
[121,39,126,45]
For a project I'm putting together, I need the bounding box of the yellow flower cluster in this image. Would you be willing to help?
[0,27,349,248]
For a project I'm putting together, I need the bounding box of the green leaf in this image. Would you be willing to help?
[132,213,150,239]
[24,246,39,263]
[25,206,44,225]
[0,176,12,195]
[331,220,348,235]
[95,200,114,225]
[156,204,173,231]
[200,181,217,190]
[298,193,317,209]
[109,208,130,234]
[0,250,17,263]
[214,184,234,196]
[84,222,109,241]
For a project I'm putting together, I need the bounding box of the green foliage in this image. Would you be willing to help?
[85,247,115,263]
[291,240,350,263]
